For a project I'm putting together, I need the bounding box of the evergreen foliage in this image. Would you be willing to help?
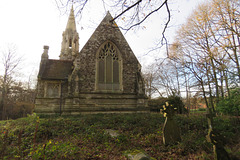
[217,88,240,116]
[149,96,187,114]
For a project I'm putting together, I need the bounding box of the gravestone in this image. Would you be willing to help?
[162,102,181,145]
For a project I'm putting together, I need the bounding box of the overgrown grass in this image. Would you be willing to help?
[0,113,239,159]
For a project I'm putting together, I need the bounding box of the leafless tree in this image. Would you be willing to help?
[171,0,239,105]
[143,63,162,99]
[0,44,22,120]
[169,0,239,158]
[212,0,240,81]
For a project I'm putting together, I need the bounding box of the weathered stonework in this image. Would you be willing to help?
[35,9,148,114]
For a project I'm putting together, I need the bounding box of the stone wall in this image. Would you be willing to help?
[35,93,148,115]
[74,12,140,94]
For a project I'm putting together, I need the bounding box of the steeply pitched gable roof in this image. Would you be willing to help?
[38,59,73,80]
[78,11,140,65]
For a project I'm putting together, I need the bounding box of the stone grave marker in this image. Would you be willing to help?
[162,102,181,145]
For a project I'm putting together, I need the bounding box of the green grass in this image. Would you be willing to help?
[189,108,207,114]
[0,113,239,159]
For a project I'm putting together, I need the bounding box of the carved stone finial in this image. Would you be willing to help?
[41,45,49,60]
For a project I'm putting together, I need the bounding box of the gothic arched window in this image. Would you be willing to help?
[96,41,122,91]
[46,82,60,98]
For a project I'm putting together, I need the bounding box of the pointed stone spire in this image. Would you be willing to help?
[66,6,77,31]
[60,5,79,61]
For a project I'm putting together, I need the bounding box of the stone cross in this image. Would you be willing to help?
[162,102,177,119]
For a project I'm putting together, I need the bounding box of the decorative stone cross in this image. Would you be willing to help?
[162,102,181,145]
[162,102,177,119]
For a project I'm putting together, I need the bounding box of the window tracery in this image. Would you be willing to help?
[98,42,119,60]
[46,83,60,98]
[96,41,121,91]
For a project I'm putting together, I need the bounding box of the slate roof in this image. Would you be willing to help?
[38,59,73,80]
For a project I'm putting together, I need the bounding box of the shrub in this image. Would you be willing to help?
[167,95,188,114]
[149,96,187,114]
[217,88,240,116]
[198,108,206,112]
[148,97,167,112]
[6,102,34,119]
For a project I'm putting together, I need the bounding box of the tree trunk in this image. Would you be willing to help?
[223,70,230,97]
[206,66,215,112]
[1,74,7,120]
[231,32,240,81]
[219,70,224,98]
[200,80,209,109]
[184,71,190,114]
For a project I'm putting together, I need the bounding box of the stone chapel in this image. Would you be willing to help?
[35,7,148,114]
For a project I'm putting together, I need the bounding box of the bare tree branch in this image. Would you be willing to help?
[101,0,107,12]
[113,0,169,32]
[162,1,170,56]
[110,0,142,23]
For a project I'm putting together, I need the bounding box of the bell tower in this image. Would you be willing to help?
[60,6,79,60]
